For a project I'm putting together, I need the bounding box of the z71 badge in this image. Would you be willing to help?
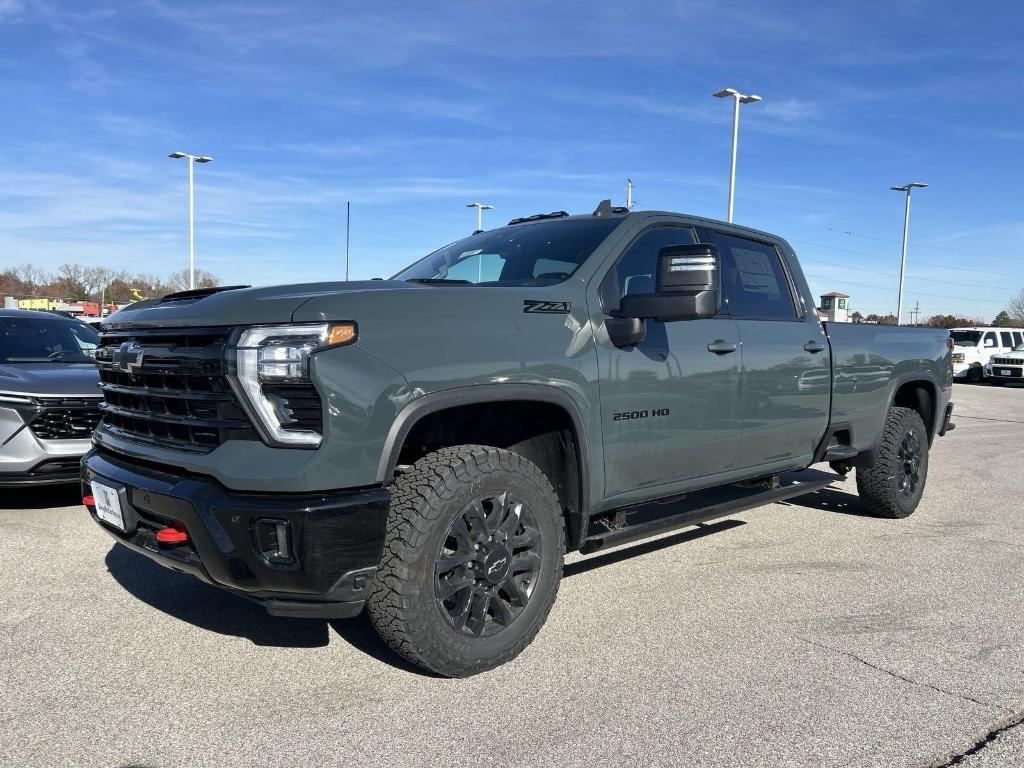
[523,300,571,314]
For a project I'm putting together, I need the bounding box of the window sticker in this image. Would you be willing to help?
[732,247,781,296]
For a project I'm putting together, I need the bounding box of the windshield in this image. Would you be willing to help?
[0,315,99,363]
[1015,343,1024,352]
[392,217,623,286]
[950,331,982,347]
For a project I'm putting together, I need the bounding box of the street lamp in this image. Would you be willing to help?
[465,202,493,232]
[713,87,761,223]
[891,182,928,325]
[169,151,213,290]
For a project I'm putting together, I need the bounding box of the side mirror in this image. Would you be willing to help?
[984,338,996,348]
[619,243,720,322]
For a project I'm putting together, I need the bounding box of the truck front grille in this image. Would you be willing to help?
[95,327,257,453]
[28,400,103,440]
[991,358,1023,366]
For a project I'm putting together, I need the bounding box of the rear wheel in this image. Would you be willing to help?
[856,407,929,519]
[367,445,564,677]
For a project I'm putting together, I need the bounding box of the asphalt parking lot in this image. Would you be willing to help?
[2,382,1022,768]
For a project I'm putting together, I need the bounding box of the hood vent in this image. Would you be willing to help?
[159,285,250,305]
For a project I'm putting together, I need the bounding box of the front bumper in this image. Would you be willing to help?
[984,363,1024,382]
[82,448,390,619]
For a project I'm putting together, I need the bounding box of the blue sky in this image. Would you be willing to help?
[1,0,1022,320]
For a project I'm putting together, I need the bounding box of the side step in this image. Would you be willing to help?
[822,444,858,461]
[580,469,840,555]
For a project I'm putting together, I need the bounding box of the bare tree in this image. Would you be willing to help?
[14,263,49,293]
[54,263,89,299]
[163,269,219,293]
[1009,290,1024,325]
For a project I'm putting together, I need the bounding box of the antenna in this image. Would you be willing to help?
[345,201,351,281]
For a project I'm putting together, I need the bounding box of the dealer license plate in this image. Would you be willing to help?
[91,481,125,531]
[1000,369,1013,377]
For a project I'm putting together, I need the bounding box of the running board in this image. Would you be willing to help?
[580,469,841,555]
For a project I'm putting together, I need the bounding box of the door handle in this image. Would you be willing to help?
[803,340,826,353]
[707,340,738,355]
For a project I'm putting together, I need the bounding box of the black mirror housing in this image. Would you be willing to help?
[619,243,720,322]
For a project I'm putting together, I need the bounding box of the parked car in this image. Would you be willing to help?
[950,327,1024,382]
[0,309,102,486]
[83,206,954,676]
[985,342,1024,386]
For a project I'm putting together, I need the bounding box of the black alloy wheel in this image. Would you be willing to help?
[896,429,922,498]
[434,492,542,637]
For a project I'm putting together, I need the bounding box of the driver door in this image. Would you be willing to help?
[594,225,742,500]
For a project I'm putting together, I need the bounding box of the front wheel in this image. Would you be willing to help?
[856,406,929,518]
[966,365,984,383]
[367,445,564,677]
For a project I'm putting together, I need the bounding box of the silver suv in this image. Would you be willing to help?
[0,309,101,486]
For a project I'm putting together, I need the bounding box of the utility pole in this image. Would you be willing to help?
[890,182,928,326]
[626,178,634,210]
[345,201,351,281]
[168,151,213,290]
[713,88,761,223]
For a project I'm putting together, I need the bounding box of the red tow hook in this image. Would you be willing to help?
[82,495,95,506]
[155,527,188,544]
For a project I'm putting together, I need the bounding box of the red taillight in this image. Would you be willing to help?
[155,527,188,544]
[82,495,95,506]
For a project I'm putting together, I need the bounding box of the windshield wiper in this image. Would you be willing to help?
[406,278,474,285]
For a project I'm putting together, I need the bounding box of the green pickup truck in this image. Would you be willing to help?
[83,205,954,676]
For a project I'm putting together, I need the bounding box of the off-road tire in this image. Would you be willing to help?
[966,365,983,383]
[856,407,929,519]
[367,445,564,677]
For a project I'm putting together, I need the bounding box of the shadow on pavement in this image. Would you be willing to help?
[104,542,435,674]
[564,519,747,578]
[0,483,83,510]
[779,484,875,517]
[105,543,331,648]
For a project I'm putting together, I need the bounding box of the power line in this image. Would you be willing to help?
[802,271,1006,303]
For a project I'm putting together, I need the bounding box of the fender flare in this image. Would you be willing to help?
[376,383,592,549]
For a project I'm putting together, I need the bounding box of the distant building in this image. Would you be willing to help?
[817,291,850,323]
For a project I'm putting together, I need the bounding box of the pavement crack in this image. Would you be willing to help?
[797,637,997,710]
[924,710,1024,767]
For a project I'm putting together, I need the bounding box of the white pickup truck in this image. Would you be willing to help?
[951,327,1024,382]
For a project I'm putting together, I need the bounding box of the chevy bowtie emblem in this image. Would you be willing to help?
[114,341,145,373]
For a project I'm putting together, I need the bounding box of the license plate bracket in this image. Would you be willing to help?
[91,480,126,531]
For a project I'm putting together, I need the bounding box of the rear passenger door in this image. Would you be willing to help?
[705,230,831,472]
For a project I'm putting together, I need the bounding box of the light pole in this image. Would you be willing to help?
[891,182,928,325]
[465,202,493,233]
[169,151,213,290]
[713,88,761,223]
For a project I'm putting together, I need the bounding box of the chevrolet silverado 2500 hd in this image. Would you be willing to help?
[83,206,954,676]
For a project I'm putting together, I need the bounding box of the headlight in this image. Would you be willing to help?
[228,322,356,448]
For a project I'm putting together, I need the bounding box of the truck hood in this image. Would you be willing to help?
[103,281,422,329]
[0,362,101,397]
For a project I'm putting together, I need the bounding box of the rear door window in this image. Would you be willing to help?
[711,233,798,320]
[1001,331,1013,348]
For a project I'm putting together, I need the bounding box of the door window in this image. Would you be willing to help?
[1013,331,1022,347]
[713,233,798,320]
[983,332,998,348]
[1000,331,1013,348]
[599,226,696,312]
